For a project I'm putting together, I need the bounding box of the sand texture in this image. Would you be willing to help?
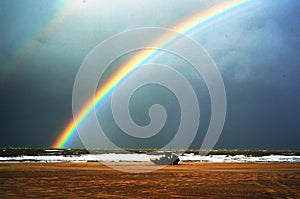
[0,162,299,198]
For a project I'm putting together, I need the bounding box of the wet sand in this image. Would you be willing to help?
[0,162,299,198]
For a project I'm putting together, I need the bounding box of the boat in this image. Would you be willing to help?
[150,152,180,165]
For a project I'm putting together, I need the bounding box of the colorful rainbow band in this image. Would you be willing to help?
[53,0,253,148]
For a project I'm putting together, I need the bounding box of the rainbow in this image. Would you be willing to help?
[0,1,83,83]
[53,0,255,148]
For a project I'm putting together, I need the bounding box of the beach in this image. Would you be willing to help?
[0,162,299,198]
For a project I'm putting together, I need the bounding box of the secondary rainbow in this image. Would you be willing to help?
[53,0,254,148]
[0,1,83,83]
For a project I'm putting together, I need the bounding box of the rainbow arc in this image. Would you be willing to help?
[53,0,254,148]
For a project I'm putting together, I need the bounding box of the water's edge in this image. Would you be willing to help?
[1,149,300,163]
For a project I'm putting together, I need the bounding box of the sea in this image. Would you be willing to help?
[1,148,300,163]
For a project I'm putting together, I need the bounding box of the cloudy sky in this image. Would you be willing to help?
[0,0,299,149]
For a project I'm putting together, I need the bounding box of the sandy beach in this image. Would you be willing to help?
[0,162,299,198]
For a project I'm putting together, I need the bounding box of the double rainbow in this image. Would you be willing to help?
[53,0,254,148]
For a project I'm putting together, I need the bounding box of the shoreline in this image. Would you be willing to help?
[1,153,300,163]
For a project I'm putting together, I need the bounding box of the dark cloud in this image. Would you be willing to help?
[0,0,299,149]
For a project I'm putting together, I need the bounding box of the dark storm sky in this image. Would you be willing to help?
[0,0,299,149]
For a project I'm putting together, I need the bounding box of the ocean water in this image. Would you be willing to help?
[1,149,300,163]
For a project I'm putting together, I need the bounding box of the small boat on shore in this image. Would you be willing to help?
[150,152,180,165]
